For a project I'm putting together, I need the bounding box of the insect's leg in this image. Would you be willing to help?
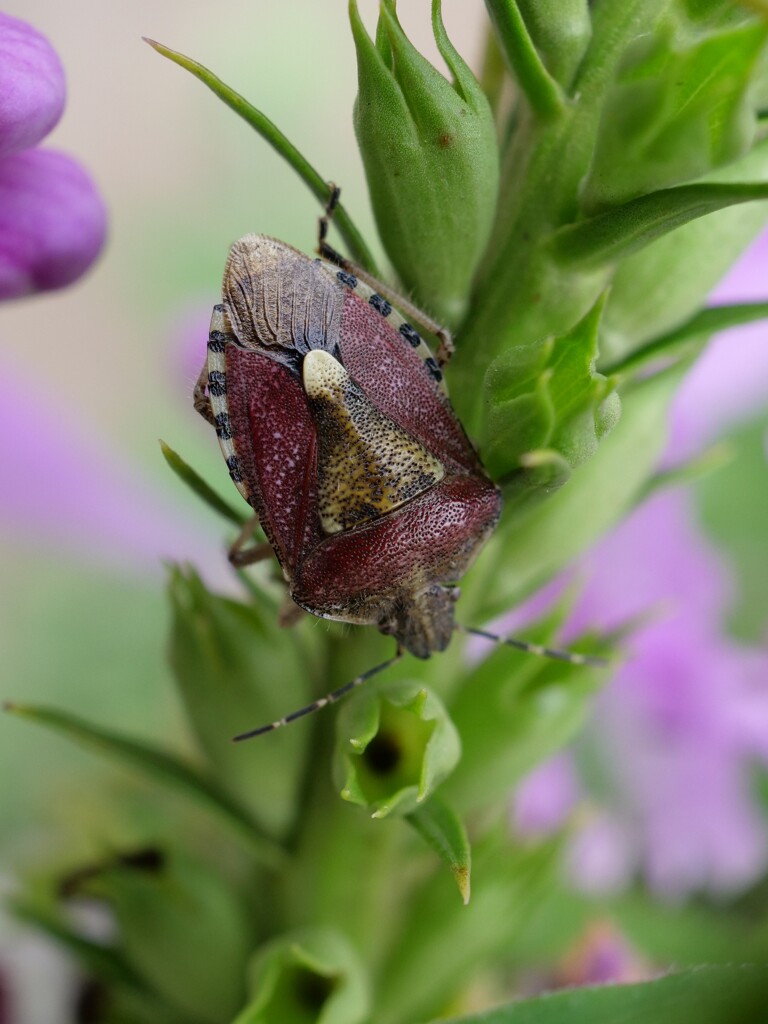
[233,646,403,740]
[193,362,216,426]
[457,624,611,668]
[316,183,454,367]
[228,515,272,568]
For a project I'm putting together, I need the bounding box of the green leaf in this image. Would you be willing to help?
[581,17,768,210]
[551,180,768,269]
[3,702,284,868]
[168,566,314,838]
[350,0,499,324]
[603,301,768,375]
[439,964,768,1023]
[233,928,370,1024]
[484,0,566,117]
[406,797,472,904]
[160,440,249,527]
[335,679,461,818]
[143,38,375,272]
[602,136,768,360]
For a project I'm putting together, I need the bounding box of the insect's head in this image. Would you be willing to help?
[378,584,460,659]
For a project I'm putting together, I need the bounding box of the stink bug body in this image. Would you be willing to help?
[195,214,606,737]
[197,235,501,657]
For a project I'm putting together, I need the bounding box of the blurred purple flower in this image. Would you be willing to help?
[0,362,228,583]
[0,13,106,299]
[513,230,768,900]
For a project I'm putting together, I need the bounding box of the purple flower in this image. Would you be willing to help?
[513,232,768,900]
[0,13,105,299]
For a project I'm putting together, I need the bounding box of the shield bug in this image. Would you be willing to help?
[195,200,604,737]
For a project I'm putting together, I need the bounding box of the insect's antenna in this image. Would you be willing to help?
[232,648,403,742]
[456,625,611,668]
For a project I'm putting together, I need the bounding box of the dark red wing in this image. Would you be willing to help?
[292,474,501,615]
[337,291,482,476]
[224,345,322,578]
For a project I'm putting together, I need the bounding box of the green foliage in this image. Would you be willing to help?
[12,3,768,1023]
[441,964,768,1023]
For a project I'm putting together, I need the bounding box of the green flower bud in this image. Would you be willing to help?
[67,848,251,1024]
[234,927,370,1024]
[167,566,312,838]
[335,680,461,818]
[482,294,619,494]
[350,0,499,325]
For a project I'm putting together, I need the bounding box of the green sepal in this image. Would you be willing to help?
[551,180,768,269]
[350,0,499,325]
[143,38,375,272]
[233,927,370,1024]
[483,293,620,488]
[581,15,768,211]
[73,849,253,1024]
[406,796,472,904]
[440,964,768,1024]
[483,0,566,117]
[335,679,461,818]
[167,566,314,838]
[3,702,284,868]
[160,440,249,527]
[514,0,592,90]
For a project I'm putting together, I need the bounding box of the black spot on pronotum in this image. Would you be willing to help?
[369,293,392,317]
[337,270,358,289]
[215,411,232,440]
[208,370,227,396]
[226,455,243,482]
[424,357,443,382]
[399,322,422,348]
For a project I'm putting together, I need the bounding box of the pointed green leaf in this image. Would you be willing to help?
[406,797,471,904]
[4,702,284,868]
[440,964,768,1023]
[604,301,768,376]
[551,181,768,269]
[160,440,248,527]
[143,38,375,272]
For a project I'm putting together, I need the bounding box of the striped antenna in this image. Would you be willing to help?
[232,649,403,741]
[458,625,610,668]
